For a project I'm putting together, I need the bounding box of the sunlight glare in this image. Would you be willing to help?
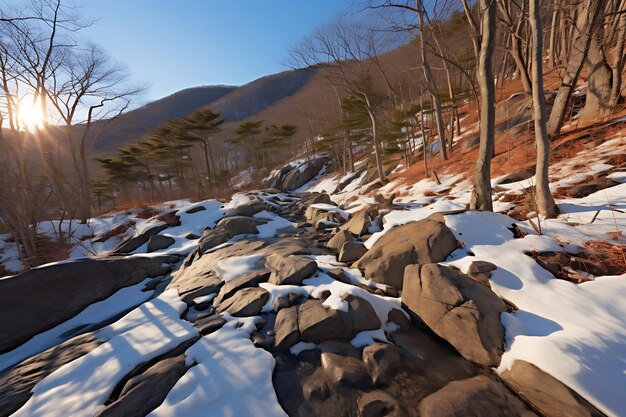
[18,96,45,133]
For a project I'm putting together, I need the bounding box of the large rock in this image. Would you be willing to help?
[418,375,537,417]
[0,333,100,417]
[358,391,402,417]
[215,216,263,235]
[355,218,458,288]
[216,287,270,317]
[297,295,381,344]
[338,241,368,263]
[0,255,176,352]
[266,253,318,285]
[501,360,606,417]
[274,306,300,349]
[112,224,168,254]
[341,211,371,236]
[362,343,403,386]
[147,235,175,252]
[321,352,371,388]
[402,264,507,367]
[95,355,188,417]
[326,230,355,251]
[213,268,271,304]
[282,157,328,191]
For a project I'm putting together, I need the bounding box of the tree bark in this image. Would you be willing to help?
[470,0,496,211]
[580,31,614,120]
[546,0,606,137]
[530,0,558,218]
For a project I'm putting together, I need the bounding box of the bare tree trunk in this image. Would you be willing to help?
[470,0,496,211]
[549,0,561,68]
[547,0,606,137]
[580,31,614,120]
[530,0,558,218]
[420,90,429,177]
[609,4,626,107]
[365,101,386,184]
[418,9,447,161]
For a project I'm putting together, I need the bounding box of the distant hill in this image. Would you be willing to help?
[91,85,236,154]
[92,69,315,155]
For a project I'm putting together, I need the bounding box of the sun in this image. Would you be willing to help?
[18,96,45,133]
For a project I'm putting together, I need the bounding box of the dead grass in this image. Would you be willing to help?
[582,241,626,275]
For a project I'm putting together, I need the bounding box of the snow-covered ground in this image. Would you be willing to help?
[2,115,625,416]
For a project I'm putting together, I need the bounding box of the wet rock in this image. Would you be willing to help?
[266,253,318,285]
[501,360,605,417]
[362,343,403,386]
[338,241,368,263]
[418,375,538,417]
[0,255,176,352]
[326,230,355,251]
[358,391,402,417]
[147,235,175,252]
[216,287,270,317]
[355,217,457,288]
[318,340,360,358]
[402,264,507,367]
[321,352,371,388]
[303,369,331,401]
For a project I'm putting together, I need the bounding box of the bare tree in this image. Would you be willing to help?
[469,0,497,211]
[546,0,606,137]
[529,0,557,217]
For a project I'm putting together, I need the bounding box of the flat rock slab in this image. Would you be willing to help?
[216,287,270,317]
[0,255,176,352]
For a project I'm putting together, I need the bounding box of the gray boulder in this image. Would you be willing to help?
[402,264,507,367]
[216,287,270,317]
[0,255,176,352]
[266,253,318,285]
[113,223,168,254]
[147,235,175,252]
[362,343,403,386]
[355,217,457,288]
[95,355,188,417]
[215,216,263,235]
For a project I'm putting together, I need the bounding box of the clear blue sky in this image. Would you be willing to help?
[80,1,355,103]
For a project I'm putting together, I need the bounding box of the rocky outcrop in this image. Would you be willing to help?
[264,157,329,192]
[501,360,606,417]
[326,230,355,251]
[418,375,538,417]
[274,295,381,349]
[402,264,507,367]
[0,255,177,352]
[266,253,318,285]
[0,333,101,417]
[113,223,168,254]
[216,287,270,317]
[95,355,189,417]
[355,217,458,288]
[147,235,176,252]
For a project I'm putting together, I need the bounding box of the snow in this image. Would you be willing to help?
[290,342,317,355]
[214,254,265,282]
[192,293,217,305]
[442,211,626,417]
[351,328,389,348]
[149,317,287,417]
[0,278,155,373]
[253,210,297,238]
[12,289,198,417]
[309,203,350,219]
